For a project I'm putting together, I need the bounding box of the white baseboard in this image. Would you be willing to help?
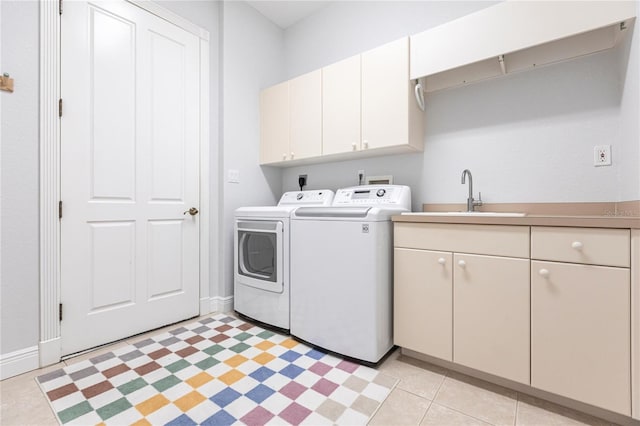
[0,346,40,380]
[210,295,234,313]
[39,337,61,368]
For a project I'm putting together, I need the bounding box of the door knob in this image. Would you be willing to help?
[184,207,199,216]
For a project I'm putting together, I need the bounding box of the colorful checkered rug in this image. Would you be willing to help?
[36,314,397,425]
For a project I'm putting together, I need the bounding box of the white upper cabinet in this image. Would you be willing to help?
[260,37,424,166]
[322,55,361,156]
[260,71,322,165]
[290,70,322,161]
[259,81,289,164]
[362,37,423,152]
[411,0,636,92]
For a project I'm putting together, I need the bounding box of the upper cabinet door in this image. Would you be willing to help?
[361,38,409,150]
[322,56,361,156]
[290,70,322,161]
[260,81,289,164]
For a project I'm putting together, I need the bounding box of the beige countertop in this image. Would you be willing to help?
[392,213,640,229]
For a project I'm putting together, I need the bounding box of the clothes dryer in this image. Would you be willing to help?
[234,190,334,330]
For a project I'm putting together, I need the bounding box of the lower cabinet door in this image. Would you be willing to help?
[394,248,452,361]
[453,253,530,384]
[531,260,630,416]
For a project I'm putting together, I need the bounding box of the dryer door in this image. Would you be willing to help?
[235,220,284,293]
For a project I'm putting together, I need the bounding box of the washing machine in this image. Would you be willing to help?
[290,185,411,363]
[234,189,334,330]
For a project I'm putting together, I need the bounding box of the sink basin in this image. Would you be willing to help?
[402,211,527,217]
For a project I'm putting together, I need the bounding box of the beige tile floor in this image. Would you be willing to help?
[371,353,614,426]
[1,314,614,426]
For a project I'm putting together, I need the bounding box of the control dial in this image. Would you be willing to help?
[296,193,304,200]
[376,189,386,197]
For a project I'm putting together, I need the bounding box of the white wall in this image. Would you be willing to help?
[618,14,640,203]
[281,1,640,206]
[1,0,40,355]
[221,1,285,297]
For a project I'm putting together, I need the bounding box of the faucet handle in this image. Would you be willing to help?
[475,192,483,207]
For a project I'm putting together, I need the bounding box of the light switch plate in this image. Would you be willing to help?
[227,169,240,183]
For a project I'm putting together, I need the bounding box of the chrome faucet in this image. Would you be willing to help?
[461,169,483,212]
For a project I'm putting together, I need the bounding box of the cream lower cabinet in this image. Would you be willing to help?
[393,223,530,383]
[531,227,631,416]
[395,222,635,417]
[454,253,530,384]
[394,248,453,361]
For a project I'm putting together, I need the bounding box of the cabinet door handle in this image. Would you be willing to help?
[437,257,446,265]
[539,268,550,278]
[457,259,466,268]
[571,241,583,250]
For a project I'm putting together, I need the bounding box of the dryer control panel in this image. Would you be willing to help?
[333,185,411,210]
[278,190,334,206]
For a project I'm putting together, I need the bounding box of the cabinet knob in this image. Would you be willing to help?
[363,140,369,149]
[457,259,466,268]
[539,268,550,278]
[437,257,446,265]
[352,143,357,151]
[571,241,583,250]
[282,153,287,160]
[290,152,295,159]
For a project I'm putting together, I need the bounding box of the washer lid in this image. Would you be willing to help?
[293,206,407,221]
[294,207,371,218]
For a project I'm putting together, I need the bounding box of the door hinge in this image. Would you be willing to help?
[59,303,63,322]
[59,0,62,15]
[58,201,62,219]
[58,99,63,117]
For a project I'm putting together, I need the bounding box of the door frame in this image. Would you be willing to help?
[38,0,211,366]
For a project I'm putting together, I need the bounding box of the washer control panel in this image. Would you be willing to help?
[278,190,335,206]
[333,185,411,209]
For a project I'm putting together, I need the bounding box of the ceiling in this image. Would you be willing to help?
[246,1,331,29]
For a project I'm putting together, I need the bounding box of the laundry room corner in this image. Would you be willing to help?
[221,1,287,306]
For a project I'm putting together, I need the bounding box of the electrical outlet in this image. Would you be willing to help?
[298,174,307,189]
[593,145,612,167]
[227,169,240,183]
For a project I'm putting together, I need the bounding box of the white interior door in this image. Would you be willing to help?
[60,0,200,356]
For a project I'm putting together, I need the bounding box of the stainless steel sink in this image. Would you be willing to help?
[402,211,527,217]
